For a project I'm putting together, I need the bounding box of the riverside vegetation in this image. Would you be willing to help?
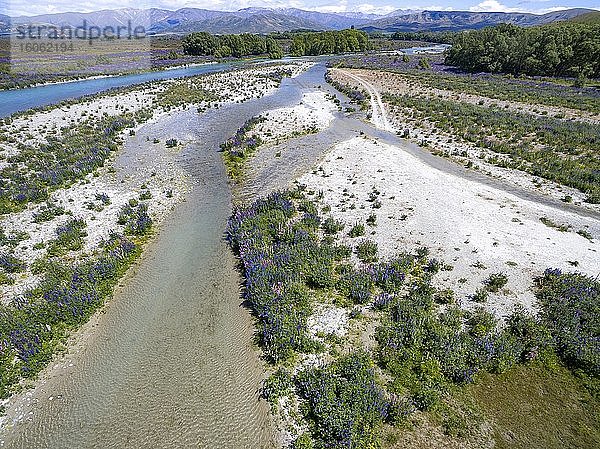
[226,189,599,448]
[328,53,600,205]
[0,62,307,403]
[182,29,371,59]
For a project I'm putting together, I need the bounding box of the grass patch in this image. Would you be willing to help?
[470,362,600,449]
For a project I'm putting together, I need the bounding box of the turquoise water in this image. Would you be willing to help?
[0,62,237,117]
[0,49,443,118]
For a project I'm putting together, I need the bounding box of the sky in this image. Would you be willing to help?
[2,0,599,17]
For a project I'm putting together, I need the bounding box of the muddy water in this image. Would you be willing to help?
[0,65,325,449]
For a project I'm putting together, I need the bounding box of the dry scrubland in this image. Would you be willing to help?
[299,136,598,319]
[0,61,312,410]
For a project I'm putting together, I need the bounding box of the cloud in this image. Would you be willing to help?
[469,0,521,12]
[312,1,349,13]
[468,1,597,14]
[354,3,398,14]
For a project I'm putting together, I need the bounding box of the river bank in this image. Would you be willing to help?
[223,63,599,448]
[0,62,315,448]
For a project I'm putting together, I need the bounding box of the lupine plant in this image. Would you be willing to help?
[325,72,368,110]
[227,189,599,444]
[220,116,266,180]
[536,269,600,385]
[0,252,26,273]
[227,190,316,361]
[32,202,66,223]
[47,218,88,256]
[295,352,390,449]
[0,233,140,398]
[376,277,528,412]
[117,202,153,236]
[0,115,136,214]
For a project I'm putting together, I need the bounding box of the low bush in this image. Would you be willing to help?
[536,269,600,380]
[32,202,66,223]
[296,352,389,448]
[0,252,26,273]
[117,203,152,236]
[321,216,344,234]
[348,222,365,237]
[356,239,379,263]
[47,218,87,256]
[483,272,508,293]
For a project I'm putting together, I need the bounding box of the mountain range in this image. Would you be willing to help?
[6,7,596,35]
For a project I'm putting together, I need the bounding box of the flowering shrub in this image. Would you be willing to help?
[47,218,87,256]
[295,352,389,449]
[0,252,26,273]
[0,116,135,213]
[32,202,66,223]
[377,279,523,410]
[336,266,374,305]
[356,239,378,263]
[118,203,152,236]
[536,269,600,379]
[220,116,266,180]
[0,228,29,248]
[321,216,344,235]
[0,233,140,398]
[227,190,316,362]
[263,368,294,406]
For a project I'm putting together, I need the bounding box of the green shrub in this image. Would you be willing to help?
[356,239,378,263]
[349,223,365,237]
[484,272,508,292]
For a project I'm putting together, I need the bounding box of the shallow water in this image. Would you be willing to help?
[0,66,320,449]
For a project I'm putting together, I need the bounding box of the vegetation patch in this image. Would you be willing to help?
[0,233,144,398]
[383,92,600,201]
[228,188,599,448]
[220,116,266,181]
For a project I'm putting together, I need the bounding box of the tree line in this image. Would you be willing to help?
[445,23,600,78]
[182,32,283,58]
[290,29,371,56]
[182,29,372,59]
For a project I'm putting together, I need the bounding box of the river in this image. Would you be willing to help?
[0,64,321,449]
[0,61,243,118]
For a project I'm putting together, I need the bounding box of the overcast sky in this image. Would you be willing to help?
[3,0,599,17]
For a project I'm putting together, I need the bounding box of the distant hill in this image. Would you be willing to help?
[568,10,600,24]
[278,8,374,29]
[165,12,326,34]
[8,7,596,35]
[361,8,595,32]
[0,14,10,34]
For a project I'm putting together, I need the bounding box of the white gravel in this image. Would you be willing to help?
[299,136,599,319]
